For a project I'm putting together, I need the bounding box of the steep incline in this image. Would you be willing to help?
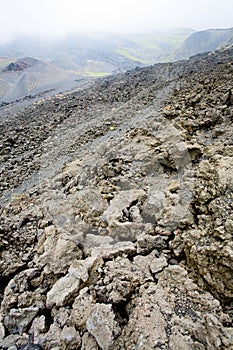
[0,48,233,349]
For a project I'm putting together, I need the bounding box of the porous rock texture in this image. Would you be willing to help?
[0,48,233,349]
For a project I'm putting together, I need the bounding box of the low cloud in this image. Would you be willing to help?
[0,0,232,43]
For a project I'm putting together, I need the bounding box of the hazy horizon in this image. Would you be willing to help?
[0,0,232,44]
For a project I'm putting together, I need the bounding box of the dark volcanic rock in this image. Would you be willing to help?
[2,57,39,72]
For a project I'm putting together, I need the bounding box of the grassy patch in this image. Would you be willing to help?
[115,48,149,64]
[115,32,192,64]
[81,71,109,77]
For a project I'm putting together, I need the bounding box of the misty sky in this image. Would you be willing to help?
[0,0,232,43]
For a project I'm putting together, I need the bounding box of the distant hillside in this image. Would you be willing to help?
[175,27,233,59]
[0,34,144,76]
[0,27,232,102]
[0,29,193,76]
[2,57,39,72]
[0,57,84,103]
[97,28,195,64]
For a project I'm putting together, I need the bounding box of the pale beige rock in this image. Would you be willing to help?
[97,257,142,303]
[35,225,82,274]
[46,256,102,308]
[73,188,108,223]
[70,287,96,329]
[61,325,81,349]
[116,283,168,349]
[116,265,232,349]
[39,324,62,349]
[81,332,99,350]
[150,254,168,274]
[216,156,233,190]
[86,303,120,350]
[101,189,145,227]
[91,241,136,259]
[0,335,21,350]
[0,47,233,350]
[169,333,204,350]
[0,318,5,340]
[133,252,155,281]
[225,219,233,233]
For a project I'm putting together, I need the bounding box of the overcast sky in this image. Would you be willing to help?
[0,0,232,43]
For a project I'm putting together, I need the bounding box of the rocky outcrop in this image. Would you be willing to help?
[2,57,39,72]
[0,48,233,349]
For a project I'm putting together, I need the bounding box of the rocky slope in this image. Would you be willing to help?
[0,48,233,349]
[0,57,88,104]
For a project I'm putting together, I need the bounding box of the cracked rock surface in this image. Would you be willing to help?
[0,48,233,349]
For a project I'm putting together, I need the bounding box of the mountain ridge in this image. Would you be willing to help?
[0,27,233,103]
[175,27,233,59]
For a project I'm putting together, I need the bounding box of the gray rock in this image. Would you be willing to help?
[3,307,39,334]
[0,315,5,340]
[101,189,145,241]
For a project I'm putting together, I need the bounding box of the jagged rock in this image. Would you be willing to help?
[0,335,21,349]
[136,232,169,254]
[116,265,233,350]
[91,241,136,259]
[73,188,108,224]
[60,326,81,349]
[216,156,233,190]
[94,257,142,304]
[35,225,83,274]
[223,89,233,106]
[149,254,168,274]
[142,189,166,223]
[1,268,45,315]
[20,343,43,350]
[46,256,102,308]
[3,307,39,334]
[37,323,62,349]
[29,316,47,344]
[0,317,5,340]
[133,252,156,281]
[81,234,115,256]
[70,287,96,329]
[169,154,233,300]
[81,332,99,350]
[101,189,145,240]
[86,303,121,350]
[225,219,233,233]
[0,47,232,349]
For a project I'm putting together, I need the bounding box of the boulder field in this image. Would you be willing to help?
[0,48,233,349]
